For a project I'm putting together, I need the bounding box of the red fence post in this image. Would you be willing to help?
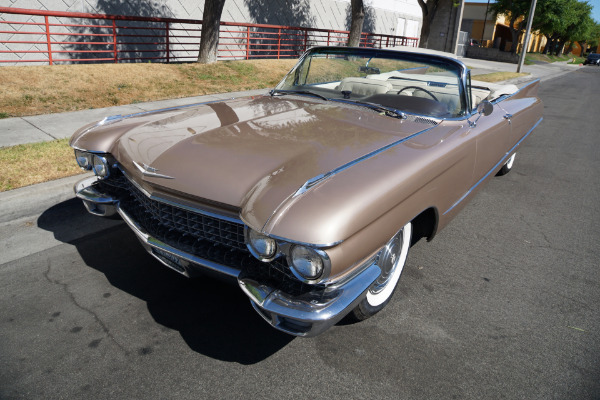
[277,28,281,59]
[327,31,330,46]
[44,15,53,65]
[165,22,170,63]
[246,26,250,60]
[112,19,117,63]
[303,29,308,52]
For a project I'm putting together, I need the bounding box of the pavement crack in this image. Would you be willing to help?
[21,117,58,140]
[43,260,129,354]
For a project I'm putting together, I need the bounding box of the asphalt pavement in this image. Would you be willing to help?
[1,60,598,400]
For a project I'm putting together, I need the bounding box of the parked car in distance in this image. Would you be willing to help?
[71,46,543,337]
[583,53,600,65]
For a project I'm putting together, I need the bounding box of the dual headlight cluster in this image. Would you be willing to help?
[75,149,112,178]
[245,228,329,284]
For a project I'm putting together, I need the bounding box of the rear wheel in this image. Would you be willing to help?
[496,152,516,176]
[351,222,412,321]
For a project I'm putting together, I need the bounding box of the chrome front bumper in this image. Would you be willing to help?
[74,176,381,337]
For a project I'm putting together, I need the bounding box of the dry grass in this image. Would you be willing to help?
[525,52,573,64]
[0,59,297,118]
[0,139,83,191]
[472,71,529,83]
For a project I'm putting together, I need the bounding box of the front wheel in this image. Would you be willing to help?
[350,222,412,321]
[496,152,516,176]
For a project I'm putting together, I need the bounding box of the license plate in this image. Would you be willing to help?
[151,248,185,273]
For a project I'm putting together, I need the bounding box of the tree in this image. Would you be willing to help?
[556,1,593,55]
[197,0,227,64]
[489,0,532,54]
[532,0,568,54]
[347,0,365,47]
[417,0,443,49]
[535,0,593,56]
[584,22,600,53]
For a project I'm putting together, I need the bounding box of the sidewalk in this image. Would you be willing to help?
[0,57,581,149]
[462,57,581,86]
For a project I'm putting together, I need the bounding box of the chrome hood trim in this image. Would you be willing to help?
[292,123,439,198]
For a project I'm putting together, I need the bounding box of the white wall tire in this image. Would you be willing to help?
[350,222,412,321]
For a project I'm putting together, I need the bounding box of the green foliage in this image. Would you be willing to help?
[587,22,600,47]
[492,0,596,54]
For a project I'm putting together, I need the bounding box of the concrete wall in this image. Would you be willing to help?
[426,0,461,53]
[465,46,519,63]
[1,0,423,64]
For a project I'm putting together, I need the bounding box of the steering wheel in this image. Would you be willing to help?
[397,86,438,101]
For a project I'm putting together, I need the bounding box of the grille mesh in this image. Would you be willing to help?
[96,173,323,296]
[125,179,246,251]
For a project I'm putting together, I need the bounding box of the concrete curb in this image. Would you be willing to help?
[0,173,91,223]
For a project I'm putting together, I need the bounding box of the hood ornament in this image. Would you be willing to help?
[133,161,174,179]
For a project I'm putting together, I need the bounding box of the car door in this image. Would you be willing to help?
[471,101,512,184]
[492,84,543,151]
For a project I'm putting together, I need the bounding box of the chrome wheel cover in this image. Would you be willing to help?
[366,222,412,307]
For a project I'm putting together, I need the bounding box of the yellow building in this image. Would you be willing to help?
[461,2,546,53]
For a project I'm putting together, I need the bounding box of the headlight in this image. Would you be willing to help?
[245,228,278,261]
[91,154,110,178]
[289,245,324,281]
[74,150,93,170]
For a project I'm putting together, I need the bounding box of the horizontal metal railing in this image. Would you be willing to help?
[0,7,419,64]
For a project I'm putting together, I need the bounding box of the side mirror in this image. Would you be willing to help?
[469,100,493,128]
[477,100,493,116]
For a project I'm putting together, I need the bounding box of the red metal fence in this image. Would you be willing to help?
[0,7,419,65]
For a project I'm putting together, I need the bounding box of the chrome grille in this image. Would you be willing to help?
[96,173,322,296]
[125,179,246,251]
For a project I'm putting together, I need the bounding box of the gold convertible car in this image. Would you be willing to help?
[71,47,543,337]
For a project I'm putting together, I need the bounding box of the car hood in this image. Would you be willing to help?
[73,95,436,235]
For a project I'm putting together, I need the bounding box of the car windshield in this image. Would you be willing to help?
[588,53,600,59]
[275,47,466,118]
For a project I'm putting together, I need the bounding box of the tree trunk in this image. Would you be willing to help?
[509,30,518,53]
[554,40,564,56]
[197,0,226,64]
[419,15,431,48]
[508,15,519,54]
[565,41,574,55]
[347,0,365,47]
[542,35,550,54]
[417,0,439,49]
[579,41,586,56]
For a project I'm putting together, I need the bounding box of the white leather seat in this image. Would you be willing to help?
[336,77,393,96]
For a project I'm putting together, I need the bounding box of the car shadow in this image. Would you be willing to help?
[37,198,293,364]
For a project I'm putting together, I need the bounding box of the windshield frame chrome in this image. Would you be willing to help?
[275,46,471,120]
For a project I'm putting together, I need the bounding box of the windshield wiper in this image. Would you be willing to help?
[335,99,407,119]
[270,89,329,101]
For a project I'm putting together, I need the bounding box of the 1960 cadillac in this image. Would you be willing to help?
[71,47,543,337]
